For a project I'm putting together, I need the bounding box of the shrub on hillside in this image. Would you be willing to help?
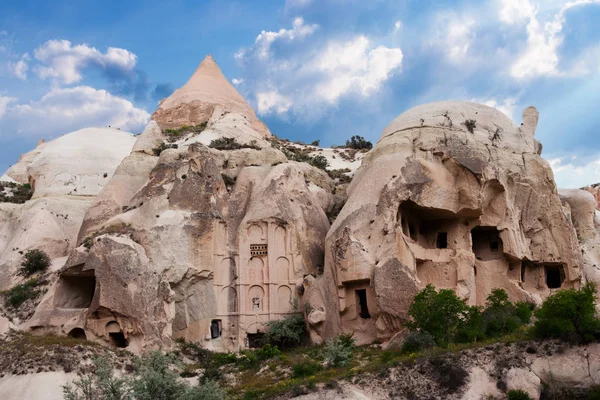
[401,331,436,354]
[483,289,528,338]
[533,283,600,343]
[18,249,50,277]
[64,352,227,400]
[0,182,33,204]
[343,135,372,150]
[263,312,306,348]
[405,284,470,347]
[507,389,533,400]
[209,137,260,150]
[309,155,329,170]
[292,360,323,378]
[323,334,355,368]
[1,278,44,309]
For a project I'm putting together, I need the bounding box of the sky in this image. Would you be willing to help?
[1,0,600,188]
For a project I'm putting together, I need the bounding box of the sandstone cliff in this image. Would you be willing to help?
[0,56,598,356]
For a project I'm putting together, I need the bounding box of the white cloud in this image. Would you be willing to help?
[314,36,403,102]
[232,78,244,85]
[502,0,600,79]
[256,90,293,115]
[431,14,476,63]
[548,155,600,188]
[237,18,403,118]
[472,97,518,120]
[33,39,137,84]
[394,21,402,31]
[0,86,149,137]
[252,17,318,59]
[9,53,29,80]
[0,96,16,119]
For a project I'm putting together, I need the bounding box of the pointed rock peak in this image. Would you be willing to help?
[152,55,270,137]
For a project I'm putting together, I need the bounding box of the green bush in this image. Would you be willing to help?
[164,123,207,142]
[263,312,306,348]
[533,283,600,343]
[255,344,281,361]
[483,289,524,338]
[507,389,533,400]
[405,284,470,347]
[130,351,185,400]
[309,155,329,170]
[343,135,372,150]
[2,278,44,309]
[455,305,486,343]
[322,334,355,368]
[181,380,227,400]
[310,140,320,146]
[209,137,260,151]
[292,360,323,378]
[18,249,50,277]
[401,331,436,354]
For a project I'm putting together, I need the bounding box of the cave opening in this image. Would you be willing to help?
[54,273,96,309]
[545,265,565,289]
[109,332,129,348]
[436,232,448,249]
[356,289,371,319]
[211,319,221,339]
[67,328,87,340]
[471,226,503,260]
[247,333,264,348]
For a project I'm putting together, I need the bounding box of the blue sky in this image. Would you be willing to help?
[1,0,600,187]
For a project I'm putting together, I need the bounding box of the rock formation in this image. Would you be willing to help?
[305,101,585,345]
[1,56,599,355]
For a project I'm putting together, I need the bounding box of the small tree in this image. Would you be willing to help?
[323,334,355,368]
[405,285,469,347]
[483,289,522,338]
[63,356,130,400]
[309,155,329,170]
[533,283,600,343]
[130,351,185,400]
[263,312,306,348]
[344,135,373,150]
[18,249,50,277]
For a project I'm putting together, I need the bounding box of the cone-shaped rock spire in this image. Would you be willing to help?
[152,55,270,137]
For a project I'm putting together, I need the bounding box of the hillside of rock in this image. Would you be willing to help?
[0,56,598,365]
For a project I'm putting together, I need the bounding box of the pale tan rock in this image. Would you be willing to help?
[460,367,503,400]
[5,139,46,183]
[505,367,541,399]
[531,345,596,388]
[316,101,583,343]
[152,55,270,138]
[0,372,77,400]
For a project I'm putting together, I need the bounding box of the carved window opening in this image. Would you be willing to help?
[247,333,264,348]
[54,272,96,309]
[545,265,565,289]
[67,328,86,340]
[356,289,371,319]
[436,232,448,249]
[250,244,268,256]
[106,321,128,348]
[471,227,503,260]
[252,297,261,312]
[521,264,526,282]
[211,320,221,339]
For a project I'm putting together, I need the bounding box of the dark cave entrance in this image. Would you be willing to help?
[54,273,96,309]
[67,328,87,340]
[247,333,264,348]
[106,321,129,348]
[471,226,503,260]
[436,232,448,249]
[545,265,565,289]
[356,289,371,319]
[211,320,221,339]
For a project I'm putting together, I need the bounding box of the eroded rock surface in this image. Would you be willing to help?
[311,101,584,344]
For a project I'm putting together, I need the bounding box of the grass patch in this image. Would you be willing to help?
[164,123,207,142]
[1,278,45,309]
[209,137,260,151]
